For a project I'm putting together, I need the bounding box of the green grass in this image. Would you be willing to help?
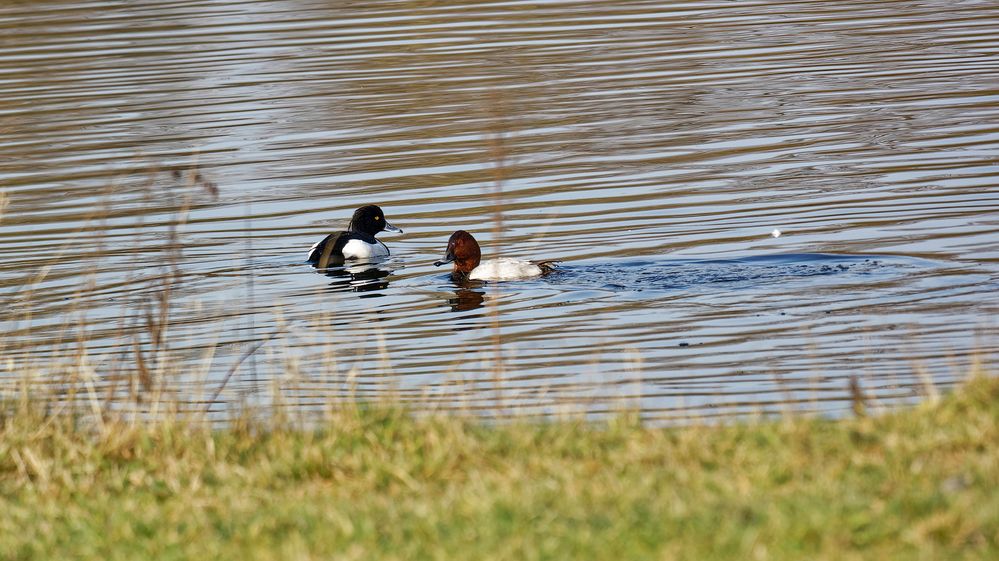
[1,378,997,561]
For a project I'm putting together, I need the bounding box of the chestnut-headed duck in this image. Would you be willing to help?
[307,205,402,268]
[434,230,557,281]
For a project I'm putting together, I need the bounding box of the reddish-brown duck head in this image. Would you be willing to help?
[434,230,482,278]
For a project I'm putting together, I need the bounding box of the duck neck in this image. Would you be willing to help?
[453,256,479,277]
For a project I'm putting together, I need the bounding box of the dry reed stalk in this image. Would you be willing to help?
[912,358,941,404]
[622,346,645,414]
[484,94,510,417]
[849,375,868,418]
[769,362,796,419]
[850,329,884,415]
[203,327,286,417]
[799,323,823,415]
[242,194,259,391]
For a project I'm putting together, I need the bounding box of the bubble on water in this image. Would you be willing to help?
[771,229,782,238]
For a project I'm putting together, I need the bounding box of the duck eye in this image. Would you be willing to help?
[375,216,381,220]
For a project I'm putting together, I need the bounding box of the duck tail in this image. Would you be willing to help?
[533,260,561,275]
[308,232,347,268]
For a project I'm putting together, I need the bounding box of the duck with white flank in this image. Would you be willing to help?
[307,205,402,268]
[434,230,558,282]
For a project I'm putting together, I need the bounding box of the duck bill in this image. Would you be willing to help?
[383,221,403,234]
[434,250,454,267]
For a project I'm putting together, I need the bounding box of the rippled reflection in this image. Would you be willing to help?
[317,262,394,294]
[447,288,486,313]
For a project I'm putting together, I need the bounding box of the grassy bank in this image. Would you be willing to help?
[1,378,997,561]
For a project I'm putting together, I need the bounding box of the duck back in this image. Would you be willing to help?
[469,258,547,280]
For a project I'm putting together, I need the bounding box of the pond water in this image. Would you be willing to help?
[1,0,998,421]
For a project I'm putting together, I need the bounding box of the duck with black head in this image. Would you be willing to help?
[307,205,402,268]
[434,230,557,282]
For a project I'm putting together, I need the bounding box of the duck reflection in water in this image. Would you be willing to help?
[318,261,392,294]
[447,287,486,312]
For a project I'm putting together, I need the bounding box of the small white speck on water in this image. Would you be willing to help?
[771,229,782,238]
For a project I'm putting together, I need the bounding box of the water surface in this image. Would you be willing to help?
[1,0,998,420]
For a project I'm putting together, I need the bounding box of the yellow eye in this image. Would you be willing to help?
[375,216,381,220]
